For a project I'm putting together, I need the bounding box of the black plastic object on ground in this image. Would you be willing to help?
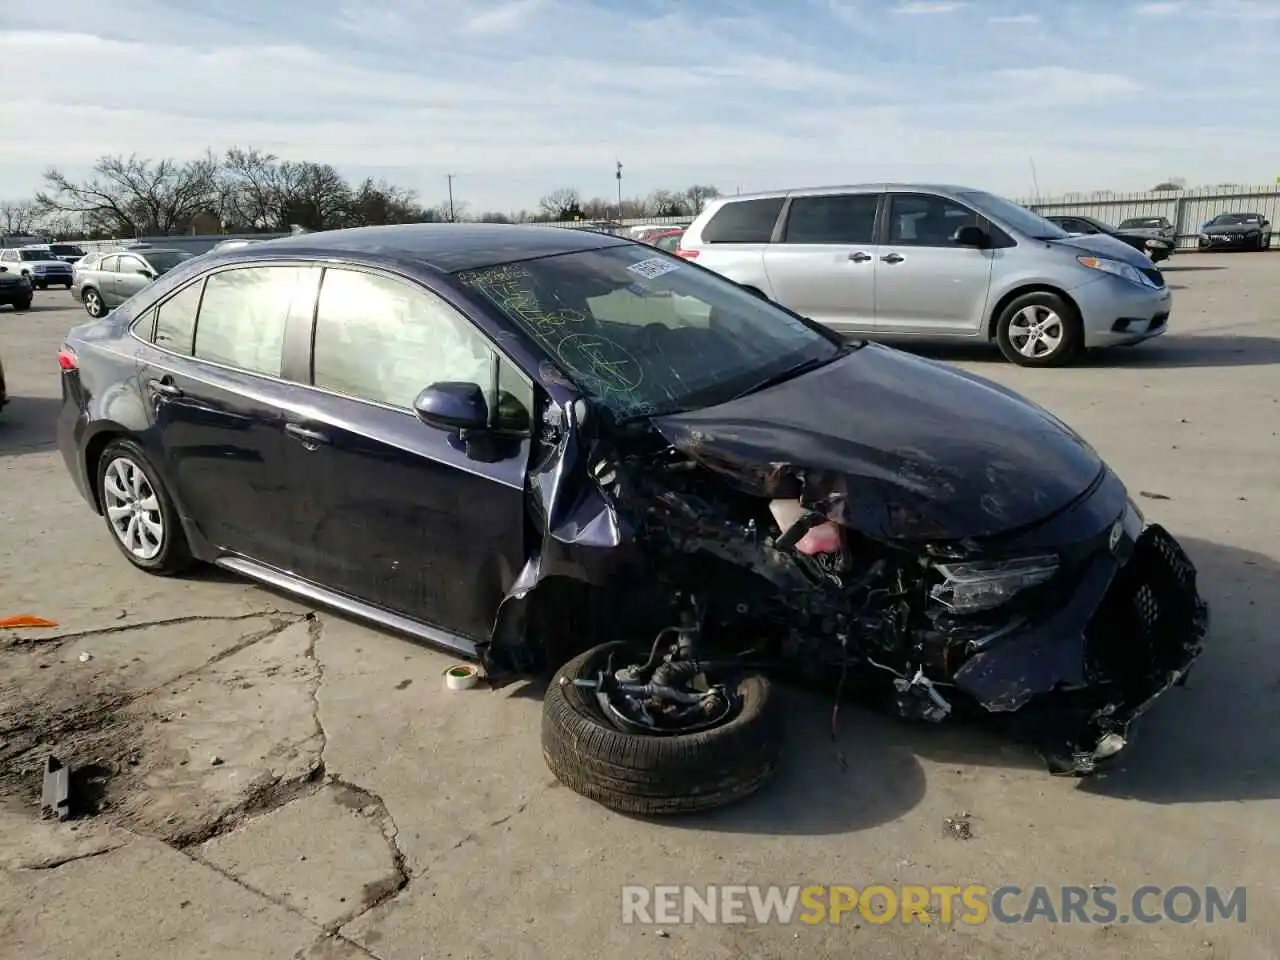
[41,755,71,821]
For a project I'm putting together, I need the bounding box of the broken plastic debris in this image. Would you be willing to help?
[944,812,975,840]
[209,755,224,766]
[41,756,72,821]
[78,652,93,663]
[0,615,59,629]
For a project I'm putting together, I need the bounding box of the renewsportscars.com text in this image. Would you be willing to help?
[621,884,1247,926]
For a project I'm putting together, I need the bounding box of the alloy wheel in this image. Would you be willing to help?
[84,290,104,317]
[1008,305,1064,360]
[102,457,164,560]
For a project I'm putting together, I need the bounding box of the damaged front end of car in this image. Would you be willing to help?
[481,371,1207,777]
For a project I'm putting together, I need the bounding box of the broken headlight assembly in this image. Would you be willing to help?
[929,554,1059,615]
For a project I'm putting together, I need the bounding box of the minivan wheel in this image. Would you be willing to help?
[82,288,106,318]
[96,439,195,575]
[995,292,1082,367]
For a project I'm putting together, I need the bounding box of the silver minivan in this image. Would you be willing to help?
[676,184,1173,367]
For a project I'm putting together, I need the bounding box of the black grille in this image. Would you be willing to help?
[1084,524,1207,689]
[1141,267,1165,287]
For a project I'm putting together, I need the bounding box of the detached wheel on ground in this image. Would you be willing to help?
[541,641,783,815]
[95,438,195,575]
[994,291,1082,367]
[82,287,107,318]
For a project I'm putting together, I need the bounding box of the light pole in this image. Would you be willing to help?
[615,161,623,220]
[446,174,456,221]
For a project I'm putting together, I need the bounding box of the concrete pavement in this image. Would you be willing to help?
[1,255,1278,958]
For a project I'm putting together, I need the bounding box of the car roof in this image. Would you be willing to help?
[706,183,991,204]
[235,222,633,273]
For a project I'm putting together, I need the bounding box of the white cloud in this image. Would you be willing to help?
[0,0,1276,212]
[893,1,966,11]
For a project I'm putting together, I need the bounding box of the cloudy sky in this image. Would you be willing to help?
[0,0,1274,213]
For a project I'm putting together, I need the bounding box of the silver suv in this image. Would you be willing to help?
[676,184,1172,367]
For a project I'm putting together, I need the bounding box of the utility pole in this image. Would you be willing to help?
[616,161,623,220]
[446,174,456,221]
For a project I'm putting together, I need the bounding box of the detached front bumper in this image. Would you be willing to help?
[953,523,1207,775]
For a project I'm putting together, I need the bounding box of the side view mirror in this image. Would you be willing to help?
[413,381,488,433]
[952,225,988,248]
[0,266,7,273]
[137,269,155,278]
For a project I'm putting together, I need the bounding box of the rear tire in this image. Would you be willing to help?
[82,287,106,318]
[95,438,195,576]
[995,291,1082,367]
[541,641,783,815]
[13,298,31,312]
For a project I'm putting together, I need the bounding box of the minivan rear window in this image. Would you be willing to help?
[701,197,784,243]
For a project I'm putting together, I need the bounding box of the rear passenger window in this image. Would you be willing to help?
[701,198,784,243]
[193,266,320,377]
[153,280,203,354]
[783,194,878,244]
[311,268,495,410]
[100,255,120,272]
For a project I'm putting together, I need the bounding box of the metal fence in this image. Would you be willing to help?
[540,185,1280,250]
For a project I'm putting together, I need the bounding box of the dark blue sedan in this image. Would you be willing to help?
[55,223,1207,814]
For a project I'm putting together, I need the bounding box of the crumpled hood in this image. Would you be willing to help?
[652,344,1104,542]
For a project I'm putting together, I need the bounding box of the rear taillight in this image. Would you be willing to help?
[674,248,699,259]
[57,345,78,371]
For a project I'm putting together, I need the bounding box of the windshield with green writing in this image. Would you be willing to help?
[455,245,843,420]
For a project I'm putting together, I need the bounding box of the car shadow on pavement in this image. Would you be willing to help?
[1074,536,1278,804]
[897,335,1280,369]
[0,396,62,458]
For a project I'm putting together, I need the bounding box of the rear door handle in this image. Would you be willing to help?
[147,377,182,398]
[880,253,905,264]
[848,251,872,262]
[284,423,331,448]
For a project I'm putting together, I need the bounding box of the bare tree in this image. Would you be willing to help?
[646,189,688,217]
[36,153,221,237]
[538,187,582,220]
[682,184,720,214]
[0,200,39,235]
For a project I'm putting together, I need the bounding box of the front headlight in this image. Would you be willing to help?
[1076,255,1157,289]
[930,554,1059,615]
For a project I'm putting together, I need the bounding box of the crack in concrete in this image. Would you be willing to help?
[15,842,127,871]
[294,932,385,960]
[444,789,549,856]
[4,609,304,649]
[303,614,412,932]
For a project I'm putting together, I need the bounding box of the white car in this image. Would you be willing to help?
[0,246,75,289]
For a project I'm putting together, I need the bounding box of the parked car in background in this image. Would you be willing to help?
[1197,212,1272,251]
[47,242,87,263]
[1117,216,1175,244]
[0,246,74,288]
[71,247,196,318]
[646,229,684,252]
[629,224,686,244]
[0,263,33,311]
[677,184,1172,367]
[1044,214,1175,263]
[209,238,265,253]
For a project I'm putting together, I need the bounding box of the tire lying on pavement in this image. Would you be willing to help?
[541,641,783,815]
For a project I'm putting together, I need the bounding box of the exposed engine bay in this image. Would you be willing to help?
[502,425,1208,779]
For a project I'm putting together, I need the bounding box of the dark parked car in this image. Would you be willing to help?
[55,224,1208,813]
[1117,216,1175,244]
[71,247,196,317]
[1045,215,1175,263]
[0,264,33,311]
[1198,212,1272,251]
[47,243,87,264]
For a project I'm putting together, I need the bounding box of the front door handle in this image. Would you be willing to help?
[147,377,182,398]
[848,251,872,262]
[880,253,905,264]
[284,423,331,449]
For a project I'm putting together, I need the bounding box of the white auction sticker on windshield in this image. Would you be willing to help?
[627,257,681,280]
